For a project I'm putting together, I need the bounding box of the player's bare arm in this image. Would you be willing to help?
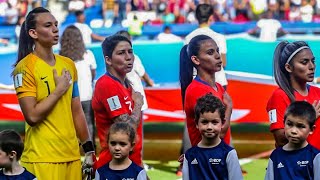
[18,69,71,126]
[272,129,288,147]
[71,97,90,142]
[113,91,144,129]
[220,92,232,139]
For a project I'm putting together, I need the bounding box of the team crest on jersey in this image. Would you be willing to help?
[209,158,221,164]
[13,73,23,88]
[268,109,277,124]
[107,95,121,111]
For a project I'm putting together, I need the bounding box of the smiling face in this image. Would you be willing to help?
[108,131,134,161]
[192,39,222,75]
[106,41,134,78]
[284,114,313,148]
[29,12,59,48]
[286,49,315,83]
[196,110,223,141]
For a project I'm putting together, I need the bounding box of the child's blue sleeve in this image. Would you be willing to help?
[95,170,100,180]
[226,149,243,180]
[314,153,320,180]
[182,155,189,180]
[265,158,274,180]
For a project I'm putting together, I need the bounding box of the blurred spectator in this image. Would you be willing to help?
[289,5,301,21]
[68,0,85,12]
[248,10,287,42]
[114,0,129,24]
[249,0,267,20]
[162,6,175,23]
[233,0,250,22]
[268,0,280,19]
[174,5,186,23]
[300,0,314,22]
[156,25,182,42]
[102,0,115,26]
[74,10,105,45]
[279,0,290,20]
[213,0,229,21]
[5,1,19,25]
[128,14,143,37]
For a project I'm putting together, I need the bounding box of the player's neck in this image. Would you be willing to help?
[197,72,216,88]
[108,69,126,85]
[291,78,308,96]
[109,158,132,170]
[283,141,308,151]
[3,162,24,175]
[198,137,221,148]
[33,47,55,66]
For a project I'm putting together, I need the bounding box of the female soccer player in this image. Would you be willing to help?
[267,41,320,149]
[92,34,144,169]
[12,7,95,180]
[180,34,233,147]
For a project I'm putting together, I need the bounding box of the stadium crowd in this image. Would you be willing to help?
[0,0,319,27]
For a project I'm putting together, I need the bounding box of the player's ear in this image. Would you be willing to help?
[8,150,17,160]
[28,29,37,39]
[105,56,112,66]
[310,125,316,134]
[191,55,200,66]
[131,142,135,151]
[284,63,293,73]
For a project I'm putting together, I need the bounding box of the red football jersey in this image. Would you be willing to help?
[92,73,142,168]
[184,77,231,146]
[267,86,320,149]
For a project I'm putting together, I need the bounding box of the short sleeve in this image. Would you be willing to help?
[95,78,132,119]
[314,153,320,180]
[226,149,243,180]
[137,169,147,180]
[13,63,37,98]
[95,170,101,180]
[265,158,274,180]
[182,155,189,180]
[257,19,265,29]
[86,50,97,70]
[266,90,290,131]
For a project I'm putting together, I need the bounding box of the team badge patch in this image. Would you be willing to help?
[107,95,121,111]
[268,109,277,124]
[13,73,23,88]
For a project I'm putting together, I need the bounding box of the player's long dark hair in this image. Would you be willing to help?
[179,35,212,107]
[13,7,50,69]
[273,41,310,102]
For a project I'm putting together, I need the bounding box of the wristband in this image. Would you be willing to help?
[82,141,95,153]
